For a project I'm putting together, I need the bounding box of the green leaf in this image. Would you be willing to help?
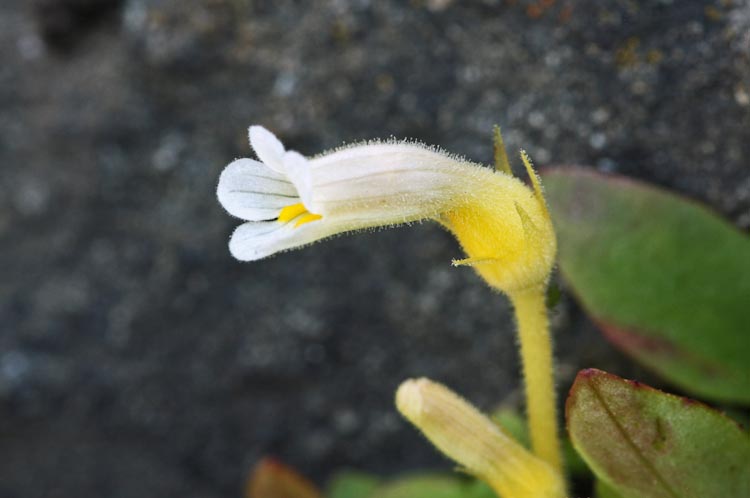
[596,480,626,498]
[326,471,380,498]
[364,474,488,498]
[492,407,531,448]
[461,480,497,498]
[566,368,750,498]
[543,167,750,403]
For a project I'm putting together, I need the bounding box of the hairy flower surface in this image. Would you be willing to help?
[217,125,555,293]
[396,378,566,498]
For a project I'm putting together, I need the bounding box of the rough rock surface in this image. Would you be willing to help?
[1,0,748,496]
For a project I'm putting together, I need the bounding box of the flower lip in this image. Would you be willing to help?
[244,126,318,216]
[249,125,286,174]
[216,158,298,222]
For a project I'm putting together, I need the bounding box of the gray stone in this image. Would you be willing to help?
[1,0,748,496]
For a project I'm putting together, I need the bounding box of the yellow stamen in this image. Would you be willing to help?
[278,203,308,223]
[294,213,323,227]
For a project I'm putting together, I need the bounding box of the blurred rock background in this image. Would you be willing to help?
[1,0,748,497]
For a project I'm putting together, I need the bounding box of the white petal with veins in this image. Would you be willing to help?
[229,219,340,261]
[249,125,286,173]
[217,158,298,221]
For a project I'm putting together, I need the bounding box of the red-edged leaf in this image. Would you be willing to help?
[246,457,322,498]
[543,167,750,403]
[567,369,750,498]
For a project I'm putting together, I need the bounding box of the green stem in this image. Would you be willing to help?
[509,285,562,473]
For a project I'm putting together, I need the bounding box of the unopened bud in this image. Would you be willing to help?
[396,378,565,498]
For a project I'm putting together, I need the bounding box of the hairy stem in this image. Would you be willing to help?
[509,285,562,473]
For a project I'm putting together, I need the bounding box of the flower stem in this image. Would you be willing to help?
[509,285,562,473]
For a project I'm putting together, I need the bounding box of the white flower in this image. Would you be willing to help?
[217,125,555,293]
[218,126,473,259]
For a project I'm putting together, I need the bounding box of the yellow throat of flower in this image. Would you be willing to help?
[278,202,323,228]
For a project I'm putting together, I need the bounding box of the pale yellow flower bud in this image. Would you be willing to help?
[396,378,566,498]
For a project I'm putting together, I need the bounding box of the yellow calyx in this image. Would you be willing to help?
[440,168,556,295]
[278,202,323,227]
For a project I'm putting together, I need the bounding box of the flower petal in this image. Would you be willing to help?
[228,218,338,261]
[217,158,299,221]
[282,151,315,211]
[249,126,286,173]
[309,143,475,220]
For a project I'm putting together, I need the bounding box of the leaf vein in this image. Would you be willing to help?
[588,379,682,498]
